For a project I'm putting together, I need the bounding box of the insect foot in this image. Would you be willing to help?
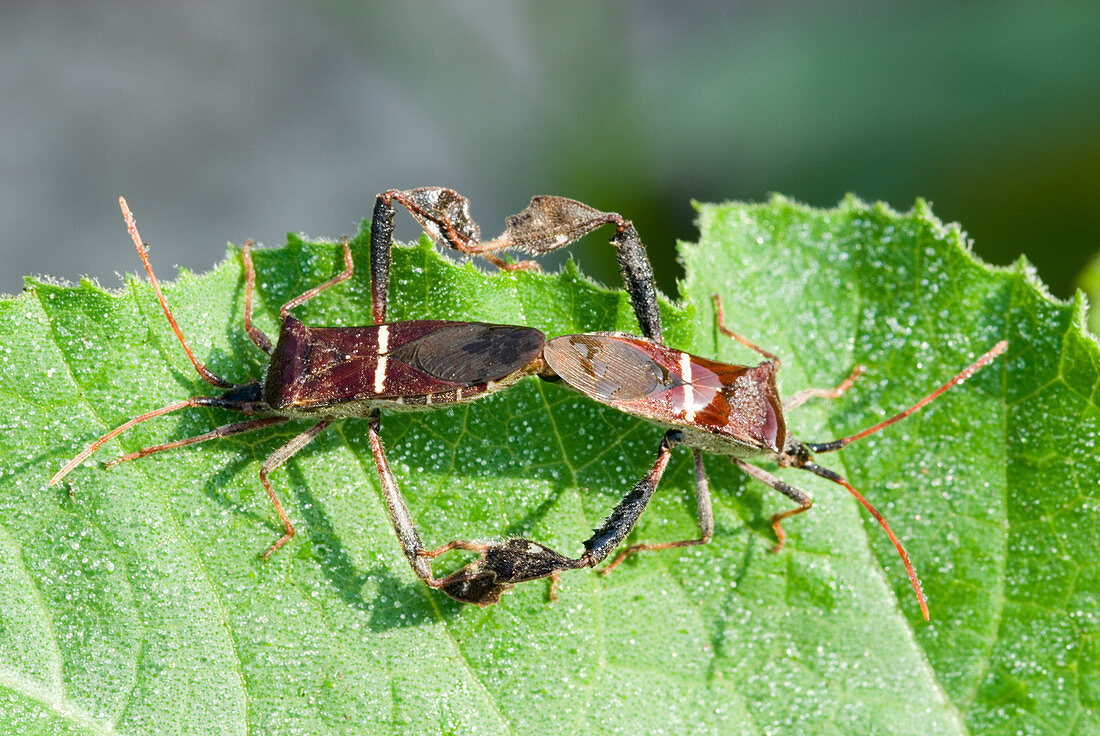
[423,539,586,606]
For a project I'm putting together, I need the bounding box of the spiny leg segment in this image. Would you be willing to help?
[600,448,714,575]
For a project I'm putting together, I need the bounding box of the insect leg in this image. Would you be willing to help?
[364,421,681,604]
[119,197,234,388]
[365,411,433,583]
[581,429,679,567]
[711,294,779,364]
[405,430,681,603]
[419,433,679,600]
[240,239,273,354]
[494,193,664,339]
[730,458,812,554]
[600,448,714,575]
[368,194,396,324]
[103,416,290,467]
[278,238,354,319]
[608,220,662,342]
[379,187,536,271]
[377,188,664,338]
[804,340,1008,454]
[258,419,332,560]
[364,412,562,605]
[424,538,588,606]
[784,365,865,411]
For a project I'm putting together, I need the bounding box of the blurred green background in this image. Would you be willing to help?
[3,1,1098,305]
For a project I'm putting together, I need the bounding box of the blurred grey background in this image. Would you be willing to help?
[3,1,1099,300]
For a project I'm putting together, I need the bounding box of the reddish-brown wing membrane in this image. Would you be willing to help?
[543,333,785,456]
[264,318,545,413]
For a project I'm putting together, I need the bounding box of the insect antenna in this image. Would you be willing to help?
[805,340,1007,454]
[119,197,234,388]
[793,339,1007,621]
[801,461,929,620]
[50,396,227,486]
[103,416,290,468]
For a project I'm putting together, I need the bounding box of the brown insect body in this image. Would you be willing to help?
[371,187,1008,619]
[53,189,1007,615]
[264,316,545,416]
[51,197,564,595]
[543,333,784,457]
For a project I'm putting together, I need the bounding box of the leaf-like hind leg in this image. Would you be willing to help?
[366,410,584,605]
[374,187,663,340]
[367,418,684,604]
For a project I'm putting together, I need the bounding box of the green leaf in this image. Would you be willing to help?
[1079,250,1100,338]
[2,196,1096,735]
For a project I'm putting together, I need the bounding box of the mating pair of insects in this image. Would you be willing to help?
[52,188,1006,619]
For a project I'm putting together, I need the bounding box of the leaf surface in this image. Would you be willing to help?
[1079,251,1100,337]
[1,197,1095,735]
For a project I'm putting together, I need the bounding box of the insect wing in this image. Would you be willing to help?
[544,334,784,451]
[265,318,544,410]
[384,321,546,390]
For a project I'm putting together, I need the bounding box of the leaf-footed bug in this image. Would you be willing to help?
[50,197,562,604]
[51,189,671,606]
[52,191,1008,615]
[536,307,1005,620]
[390,188,1007,619]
